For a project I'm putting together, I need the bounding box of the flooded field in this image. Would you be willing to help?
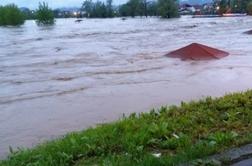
[1,16,252,158]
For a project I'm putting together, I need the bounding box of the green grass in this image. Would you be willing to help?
[2,90,252,166]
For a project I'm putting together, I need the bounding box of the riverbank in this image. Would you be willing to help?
[1,90,252,166]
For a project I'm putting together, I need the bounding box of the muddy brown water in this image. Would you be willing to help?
[1,16,252,158]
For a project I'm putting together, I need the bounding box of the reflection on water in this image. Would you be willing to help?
[0,16,252,158]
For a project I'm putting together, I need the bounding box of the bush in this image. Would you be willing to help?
[36,2,55,25]
[157,0,179,18]
[0,4,25,26]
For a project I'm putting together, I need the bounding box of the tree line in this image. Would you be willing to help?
[81,0,179,18]
[2,0,252,26]
[214,0,252,14]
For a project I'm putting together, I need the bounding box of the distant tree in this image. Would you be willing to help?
[118,0,158,17]
[81,0,177,18]
[230,0,239,13]
[240,0,250,13]
[144,0,149,17]
[215,0,250,14]
[82,0,115,18]
[139,0,149,17]
[36,2,55,25]
[92,1,107,17]
[119,4,131,16]
[219,0,228,14]
[128,0,141,17]
[53,9,62,18]
[0,4,25,26]
[247,1,252,15]
[148,1,158,16]
[157,0,179,18]
[82,0,93,17]
[106,0,114,17]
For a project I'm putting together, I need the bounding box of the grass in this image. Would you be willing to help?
[1,90,252,166]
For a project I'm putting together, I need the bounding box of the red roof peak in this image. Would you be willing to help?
[167,43,229,60]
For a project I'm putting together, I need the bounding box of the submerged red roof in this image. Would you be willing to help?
[167,43,229,60]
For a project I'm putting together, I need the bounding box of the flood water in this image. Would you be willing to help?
[1,16,252,158]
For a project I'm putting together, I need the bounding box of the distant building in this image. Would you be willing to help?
[54,7,84,18]
[179,1,216,15]
[179,4,196,14]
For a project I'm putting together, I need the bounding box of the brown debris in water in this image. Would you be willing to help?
[55,77,74,81]
[181,25,197,29]
[244,30,252,34]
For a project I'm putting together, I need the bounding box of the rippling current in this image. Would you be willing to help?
[1,16,252,158]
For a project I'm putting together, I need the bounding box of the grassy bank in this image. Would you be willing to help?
[1,90,252,166]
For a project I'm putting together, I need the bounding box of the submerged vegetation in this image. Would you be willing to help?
[0,4,25,26]
[0,2,55,27]
[1,90,252,165]
[35,2,55,25]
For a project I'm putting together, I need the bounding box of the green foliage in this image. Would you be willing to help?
[2,90,252,165]
[82,0,115,18]
[128,0,141,17]
[157,0,179,18]
[147,1,158,16]
[0,4,25,26]
[119,3,131,16]
[35,2,55,25]
[214,0,252,14]
[82,0,93,17]
[239,0,251,13]
[118,0,158,17]
[247,1,252,15]
[219,0,228,14]
[106,0,114,17]
[82,0,159,18]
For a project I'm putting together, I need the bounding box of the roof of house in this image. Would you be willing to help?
[166,43,229,60]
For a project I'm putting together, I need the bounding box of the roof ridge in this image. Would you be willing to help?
[198,44,222,59]
[167,43,229,60]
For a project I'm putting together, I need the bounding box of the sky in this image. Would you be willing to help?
[0,0,128,9]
